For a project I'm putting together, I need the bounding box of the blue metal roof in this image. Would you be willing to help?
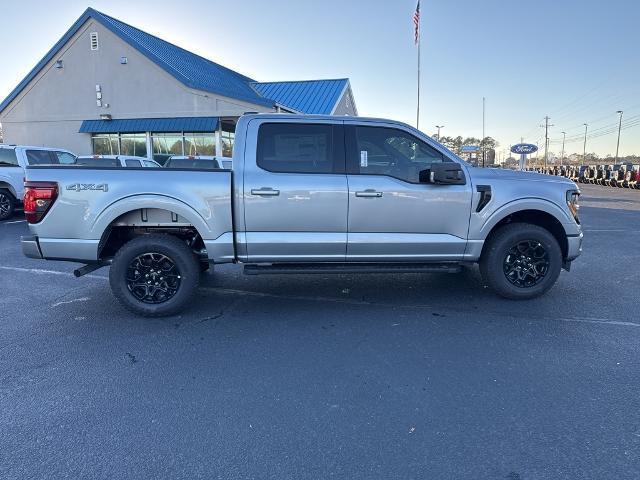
[251,79,349,115]
[79,117,219,133]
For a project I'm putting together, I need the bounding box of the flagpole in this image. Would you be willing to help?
[416,34,420,130]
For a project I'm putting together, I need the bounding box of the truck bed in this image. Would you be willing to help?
[24,166,234,262]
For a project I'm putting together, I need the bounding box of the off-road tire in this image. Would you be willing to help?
[0,189,16,221]
[480,223,562,300]
[109,234,199,317]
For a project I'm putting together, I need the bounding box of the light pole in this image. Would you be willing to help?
[435,125,444,141]
[560,131,566,166]
[582,123,588,165]
[615,110,623,162]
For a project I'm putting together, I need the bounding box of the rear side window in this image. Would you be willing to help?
[125,159,142,167]
[0,148,19,166]
[25,150,55,165]
[257,123,342,174]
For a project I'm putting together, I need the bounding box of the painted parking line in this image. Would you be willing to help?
[0,265,107,280]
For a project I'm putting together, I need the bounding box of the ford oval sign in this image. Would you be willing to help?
[511,143,538,155]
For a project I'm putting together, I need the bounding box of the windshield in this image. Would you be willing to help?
[165,159,220,169]
[75,157,120,167]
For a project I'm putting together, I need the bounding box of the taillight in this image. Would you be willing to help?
[23,181,58,223]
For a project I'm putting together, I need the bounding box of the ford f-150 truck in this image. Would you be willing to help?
[21,114,583,316]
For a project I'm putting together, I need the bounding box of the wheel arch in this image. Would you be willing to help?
[93,195,212,260]
[481,207,569,259]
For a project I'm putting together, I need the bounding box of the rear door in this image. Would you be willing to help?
[345,122,473,261]
[242,119,348,262]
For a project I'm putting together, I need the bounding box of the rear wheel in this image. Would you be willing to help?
[0,190,16,221]
[480,223,562,300]
[109,234,199,317]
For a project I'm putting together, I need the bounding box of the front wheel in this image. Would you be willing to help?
[480,223,562,300]
[0,190,16,221]
[109,234,199,317]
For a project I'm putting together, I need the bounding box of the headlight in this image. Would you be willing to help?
[566,189,580,224]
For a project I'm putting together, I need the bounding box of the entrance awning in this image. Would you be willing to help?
[79,117,219,133]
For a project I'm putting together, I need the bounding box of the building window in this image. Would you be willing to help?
[221,121,236,157]
[184,133,215,156]
[151,132,216,162]
[120,133,147,157]
[92,134,119,155]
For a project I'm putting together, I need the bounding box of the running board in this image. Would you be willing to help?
[243,263,462,275]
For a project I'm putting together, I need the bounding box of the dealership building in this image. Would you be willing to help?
[0,8,357,161]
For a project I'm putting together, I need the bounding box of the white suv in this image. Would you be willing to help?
[0,145,76,220]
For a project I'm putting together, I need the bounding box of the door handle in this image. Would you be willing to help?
[251,188,280,196]
[355,190,383,198]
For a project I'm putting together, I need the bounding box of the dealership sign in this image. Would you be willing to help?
[511,143,538,155]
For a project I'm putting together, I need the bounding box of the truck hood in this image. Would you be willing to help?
[468,167,576,187]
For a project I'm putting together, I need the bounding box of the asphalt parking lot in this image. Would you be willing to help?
[1,183,639,479]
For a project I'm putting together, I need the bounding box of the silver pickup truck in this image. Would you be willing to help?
[21,114,582,316]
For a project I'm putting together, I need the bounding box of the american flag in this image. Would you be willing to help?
[413,0,421,45]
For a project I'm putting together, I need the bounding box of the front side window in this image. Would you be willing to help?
[53,151,76,164]
[0,148,19,166]
[257,123,338,174]
[351,126,445,183]
[125,159,142,167]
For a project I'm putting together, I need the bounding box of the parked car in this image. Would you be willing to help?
[21,114,583,316]
[0,145,76,220]
[164,155,230,169]
[625,165,640,188]
[75,155,162,168]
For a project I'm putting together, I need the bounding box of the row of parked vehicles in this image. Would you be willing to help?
[527,164,640,188]
[0,143,230,220]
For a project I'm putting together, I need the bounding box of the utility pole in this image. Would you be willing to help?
[615,110,623,162]
[482,97,486,167]
[541,116,552,169]
[560,131,566,166]
[582,123,588,165]
[435,125,444,141]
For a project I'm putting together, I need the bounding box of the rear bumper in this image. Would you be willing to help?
[21,235,43,259]
[566,232,583,261]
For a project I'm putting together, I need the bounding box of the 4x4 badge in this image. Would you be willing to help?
[66,183,109,192]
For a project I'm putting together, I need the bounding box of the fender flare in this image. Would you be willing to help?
[478,197,575,239]
[91,194,213,240]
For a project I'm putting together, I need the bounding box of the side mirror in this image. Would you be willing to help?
[420,162,466,185]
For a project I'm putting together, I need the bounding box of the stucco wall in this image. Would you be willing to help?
[0,18,273,153]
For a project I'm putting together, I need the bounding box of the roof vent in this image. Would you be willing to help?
[90,32,99,51]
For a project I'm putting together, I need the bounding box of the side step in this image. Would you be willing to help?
[243,263,462,275]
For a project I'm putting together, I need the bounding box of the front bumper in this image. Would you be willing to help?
[566,232,583,261]
[21,235,43,259]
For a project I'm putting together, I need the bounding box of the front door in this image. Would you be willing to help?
[345,124,473,262]
[242,120,348,262]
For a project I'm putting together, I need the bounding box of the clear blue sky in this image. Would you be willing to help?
[1,0,638,157]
